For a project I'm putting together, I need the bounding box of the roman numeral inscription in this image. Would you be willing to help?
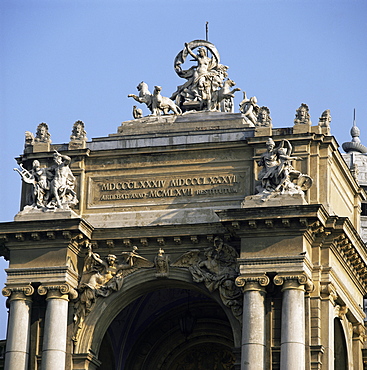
[93,175,240,203]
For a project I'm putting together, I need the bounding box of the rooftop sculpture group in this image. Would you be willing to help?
[129,40,243,116]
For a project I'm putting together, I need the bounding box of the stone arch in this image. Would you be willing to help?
[74,267,241,359]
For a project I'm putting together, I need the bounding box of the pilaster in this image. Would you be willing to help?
[352,323,366,370]
[2,284,34,370]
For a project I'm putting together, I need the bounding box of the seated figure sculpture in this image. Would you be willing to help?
[239,92,260,125]
[255,138,312,200]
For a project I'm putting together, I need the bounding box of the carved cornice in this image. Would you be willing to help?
[0,219,93,247]
[333,233,367,289]
[2,284,34,300]
[236,274,270,292]
[274,273,314,293]
[91,234,228,251]
[38,284,78,300]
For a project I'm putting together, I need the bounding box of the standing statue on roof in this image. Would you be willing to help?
[171,40,241,113]
[48,150,78,209]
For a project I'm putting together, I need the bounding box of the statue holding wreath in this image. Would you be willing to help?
[171,40,240,112]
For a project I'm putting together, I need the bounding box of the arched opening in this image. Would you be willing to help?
[98,287,236,370]
[334,318,348,370]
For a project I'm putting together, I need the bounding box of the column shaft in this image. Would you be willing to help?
[41,293,69,370]
[4,294,32,370]
[280,283,305,370]
[241,281,267,370]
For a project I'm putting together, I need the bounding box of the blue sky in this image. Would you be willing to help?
[0,0,366,339]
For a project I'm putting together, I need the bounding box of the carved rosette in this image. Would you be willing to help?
[274,273,314,293]
[2,284,34,300]
[235,274,270,292]
[38,284,78,300]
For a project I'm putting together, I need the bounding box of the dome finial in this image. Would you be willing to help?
[342,109,367,153]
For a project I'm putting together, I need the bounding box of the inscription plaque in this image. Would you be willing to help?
[87,172,245,209]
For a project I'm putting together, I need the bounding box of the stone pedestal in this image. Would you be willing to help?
[2,285,34,370]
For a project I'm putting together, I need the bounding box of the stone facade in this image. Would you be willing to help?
[1,40,367,370]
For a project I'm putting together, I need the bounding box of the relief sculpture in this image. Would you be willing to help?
[172,237,242,321]
[73,244,153,338]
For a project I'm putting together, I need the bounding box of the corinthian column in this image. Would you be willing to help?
[274,274,313,370]
[2,284,34,370]
[38,284,77,370]
[236,274,270,370]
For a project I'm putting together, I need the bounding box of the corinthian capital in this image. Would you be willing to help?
[236,274,270,292]
[2,284,34,300]
[38,284,78,300]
